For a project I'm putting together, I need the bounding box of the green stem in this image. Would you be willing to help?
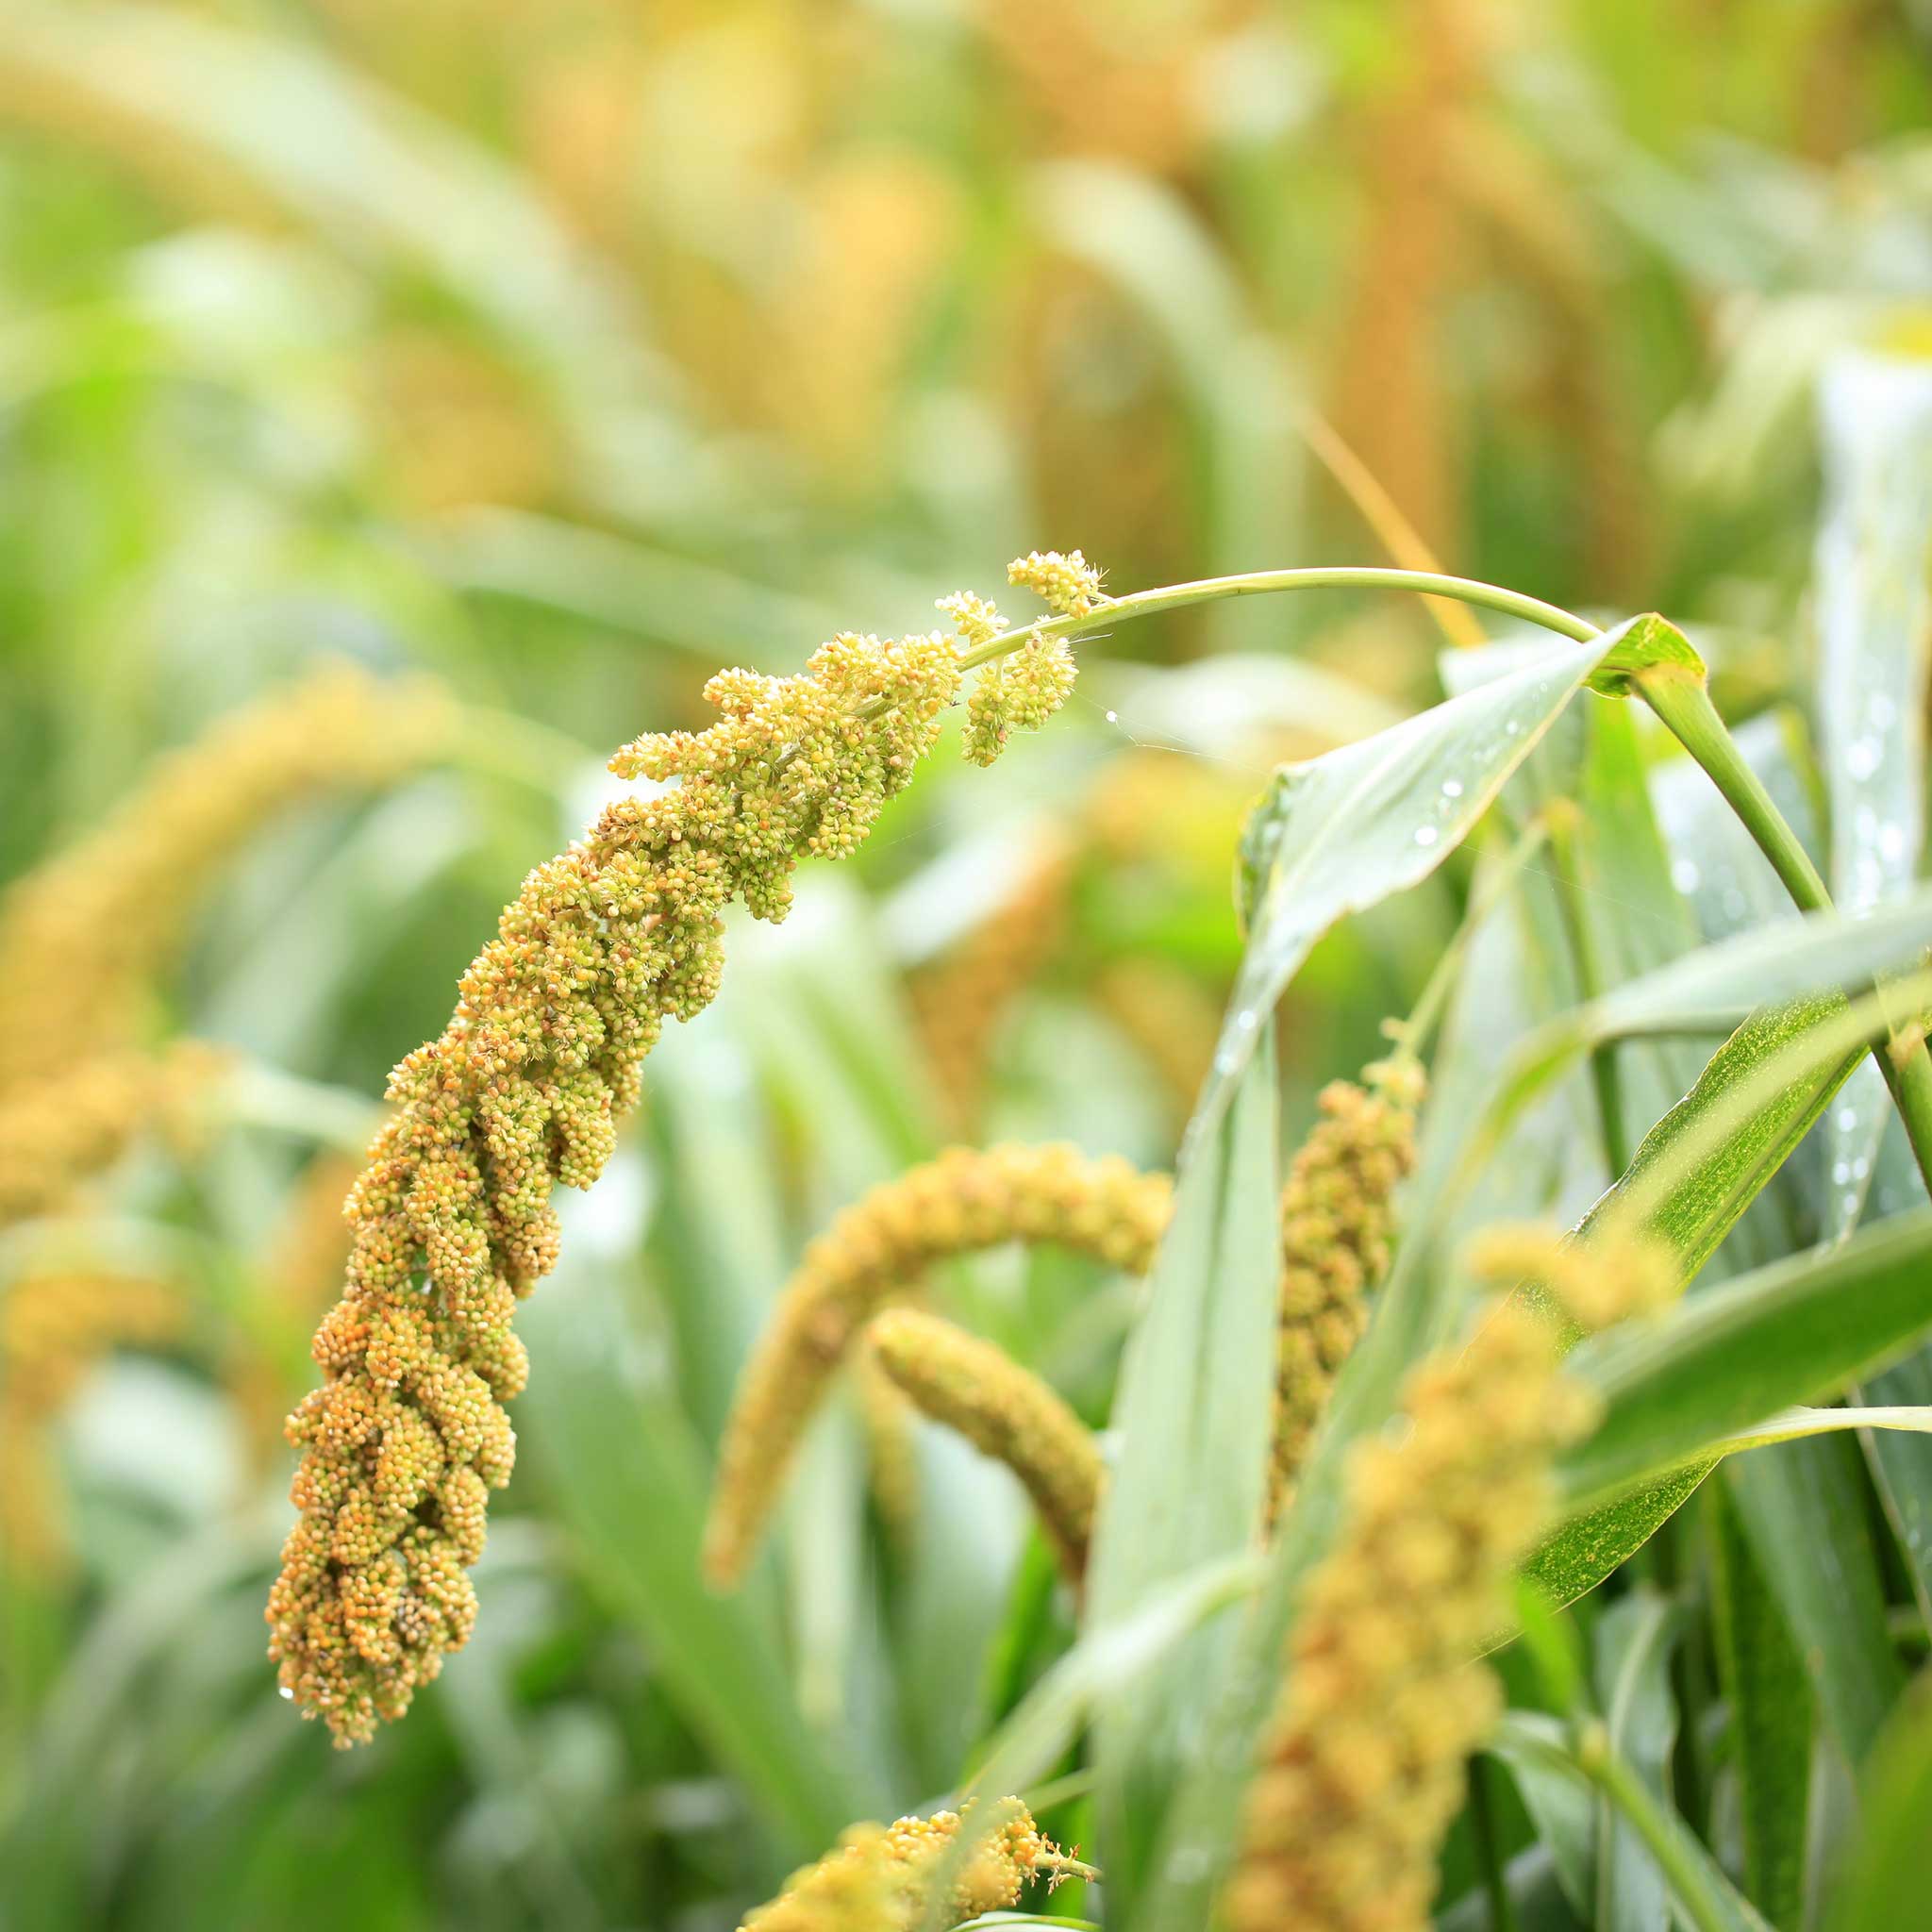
[1572,1720,1733,1932]
[854,566,1604,725]
[1545,803,1632,1179]
[1398,815,1553,1057]
[1469,1755,1520,1932]
[1637,667,1932,1197]
[1634,672,1828,912]
[864,559,1932,1196]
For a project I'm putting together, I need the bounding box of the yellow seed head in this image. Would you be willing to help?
[867,1307,1105,1582]
[1225,1228,1670,1932]
[704,1141,1171,1588]
[265,584,1105,1743]
[1270,1054,1424,1513]
[1465,1221,1678,1336]
[0,664,452,1095]
[1007,548,1107,620]
[0,1269,184,1574]
[741,1800,1083,1931]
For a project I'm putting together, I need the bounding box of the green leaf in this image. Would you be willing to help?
[960,1553,1264,1808]
[1727,1435,1906,1769]
[1813,352,1932,1241]
[1504,952,1932,1610]
[1709,1479,1814,1929]
[1488,1714,1600,1922]
[1571,700,1708,1166]
[1085,1033,1280,1917]
[1204,620,1672,1124]
[1585,612,1707,697]
[1557,1208,1932,1507]
[1492,1713,1775,1932]
[917,1554,1263,1932]
[1524,1465,1715,1613]
[1826,1675,1932,1932]
[515,1262,874,1863]
[1592,1591,1685,1932]
[1862,1341,1932,1624]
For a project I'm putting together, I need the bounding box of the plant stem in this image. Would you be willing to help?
[849,566,1604,729]
[1544,801,1632,1179]
[1636,666,1932,1196]
[1634,671,1828,911]
[1468,1755,1520,1932]
[1572,1720,1734,1932]
[956,566,1602,677]
[1397,815,1553,1056]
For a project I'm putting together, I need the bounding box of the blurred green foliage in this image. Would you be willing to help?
[4,2,1932,1927]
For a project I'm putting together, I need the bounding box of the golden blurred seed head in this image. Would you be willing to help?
[867,1306,1105,1583]
[0,1269,185,1575]
[1226,1226,1669,1932]
[703,1140,1170,1589]
[0,1043,228,1232]
[0,663,453,1095]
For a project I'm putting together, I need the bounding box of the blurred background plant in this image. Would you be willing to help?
[3,1,1932,1927]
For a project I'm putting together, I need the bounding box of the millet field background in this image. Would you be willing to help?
[5,4,1932,1930]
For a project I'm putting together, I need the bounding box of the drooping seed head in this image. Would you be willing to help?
[704,1140,1169,1589]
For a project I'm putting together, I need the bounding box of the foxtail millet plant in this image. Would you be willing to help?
[702,1137,1171,1589]
[0,1268,184,1574]
[1224,1226,1675,1932]
[0,662,453,1093]
[269,557,1103,1743]
[866,1305,1105,1582]
[0,1043,225,1230]
[740,1798,1091,1931]
[0,667,452,1228]
[1270,1050,1425,1513]
[853,1328,923,1543]
[708,1035,1422,1585]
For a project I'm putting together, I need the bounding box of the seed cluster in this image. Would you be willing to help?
[1224,1229,1672,1932]
[1007,548,1107,620]
[0,1045,223,1230]
[1271,1054,1424,1514]
[0,1270,184,1574]
[0,664,452,1090]
[0,666,450,1225]
[868,1307,1104,1583]
[854,1328,922,1542]
[704,1141,1171,1588]
[947,554,1098,769]
[269,598,1084,1744]
[741,1801,1082,1931]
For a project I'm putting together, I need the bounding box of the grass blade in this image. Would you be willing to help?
[1557,1208,1932,1507]
[1728,1436,1905,1770]
[1085,1033,1280,1916]
[515,1259,874,1863]
[1200,621,1673,1124]
[1814,352,1932,1241]
[1825,1675,1932,1932]
[1709,1479,1814,1928]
